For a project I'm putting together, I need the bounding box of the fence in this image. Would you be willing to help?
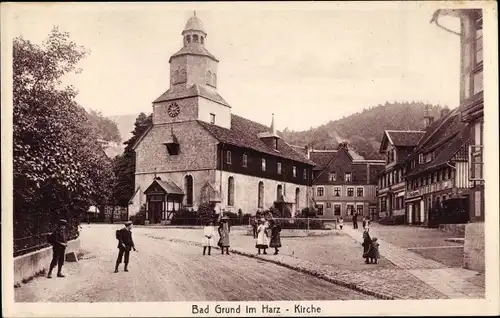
[248,217,339,232]
[13,226,80,257]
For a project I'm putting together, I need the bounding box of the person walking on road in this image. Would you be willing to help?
[115,221,137,273]
[218,215,231,255]
[269,219,282,255]
[250,216,258,239]
[47,219,68,278]
[256,218,269,255]
[202,220,216,255]
[370,237,380,264]
[338,217,344,230]
[362,216,371,230]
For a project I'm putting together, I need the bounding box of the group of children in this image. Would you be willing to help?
[361,230,380,264]
[201,215,231,256]
[202,213,380,265]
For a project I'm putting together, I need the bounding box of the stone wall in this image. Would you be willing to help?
[135,121,218,174]
[463,222,485,272]
[217,171,309,216]
[14,239,81,286]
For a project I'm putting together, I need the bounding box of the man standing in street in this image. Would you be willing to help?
[115,221,137,273]
[352,212,359,229]
[47,219,68,278]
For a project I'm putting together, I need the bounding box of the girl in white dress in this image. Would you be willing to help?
[255,218,269,255]
[202,220,215,255]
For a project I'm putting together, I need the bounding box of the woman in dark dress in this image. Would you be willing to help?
[269,219,282,255]
[361,230,373,264]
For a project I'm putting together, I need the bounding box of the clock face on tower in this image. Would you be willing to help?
[167,102,180,118]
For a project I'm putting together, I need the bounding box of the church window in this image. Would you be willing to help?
[186,35,191,44]
[180,69,187,83]
[173,70,179,84]
[277,184,283,200]
[293,166,297,178]
[261,158,266,171]
[227,177,234,206]
[303,169,307,180]
[277,162,282,174]
[258,181,264,208]
[213,73,217,87]
[193,34,199,42]
[201,36,204,44]
[210,113,216,124]
[226,150,232,164]
[184,175,194,206]
[295,188,300,211]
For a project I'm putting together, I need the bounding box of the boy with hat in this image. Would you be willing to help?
[115,221,137,273]
[47,219,68,278]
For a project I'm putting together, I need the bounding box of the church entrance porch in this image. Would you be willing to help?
[144,177,184,224]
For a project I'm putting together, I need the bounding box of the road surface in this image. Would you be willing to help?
[15,225,374,302]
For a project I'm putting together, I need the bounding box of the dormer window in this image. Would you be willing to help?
[345,172,352,182]
[242,153,248,167]
[418,154,424,164]
[164,129,180,156]
[274,138,278,150]
[329,172,336,182]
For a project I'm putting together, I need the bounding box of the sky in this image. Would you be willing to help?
[6,2,463,131]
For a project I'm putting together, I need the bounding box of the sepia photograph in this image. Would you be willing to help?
[1,1,499,317]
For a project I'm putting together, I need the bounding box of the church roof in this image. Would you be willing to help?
[198,114,315,165]
[184,14,206,34]
[169,45,218,62]
[153,84,229,106]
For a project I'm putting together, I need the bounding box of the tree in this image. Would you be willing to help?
[112,113,152,207]
[86,109,121,143]
[13,27,114,241]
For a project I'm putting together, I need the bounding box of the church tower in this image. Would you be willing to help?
[152,11,231,129]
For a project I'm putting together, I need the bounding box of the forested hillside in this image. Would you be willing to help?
[280,102,444,159]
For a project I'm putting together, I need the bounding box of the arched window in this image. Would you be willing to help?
[180,69,187,83]
[295,188,300,211]
[193,34,199,42]
[206,71,212,85]
[173,70,179,84]
[201,36,204,44]
[186,35,191,44]
[258,181,264,209]
[277,184,283,201]
[184,175,194,206]
[213,73,217,87]
[227,177,234,206]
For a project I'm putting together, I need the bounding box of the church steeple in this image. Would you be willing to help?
[182,11,207,46]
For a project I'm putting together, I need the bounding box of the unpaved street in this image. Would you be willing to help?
[15,225,374,302]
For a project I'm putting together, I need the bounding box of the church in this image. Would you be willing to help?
[128,12,315,223]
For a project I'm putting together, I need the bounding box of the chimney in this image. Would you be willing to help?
[440,107,450,118]
[423,105,435,128]
[304,145,311,159]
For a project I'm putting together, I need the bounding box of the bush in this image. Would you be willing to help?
[170,208,200,226]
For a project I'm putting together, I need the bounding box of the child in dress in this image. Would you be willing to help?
[202,220,215,255]
[255,218,269,255]
[338,217,344,230]
[361,230,373,264]
[370,237,380,264]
